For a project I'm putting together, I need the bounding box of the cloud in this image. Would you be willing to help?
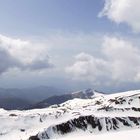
[66,52,108,82]
[66,36,140,84]
[0,34,53,74]
[0,48,20,74]
[26,56,53,70]
[99,0,140,32]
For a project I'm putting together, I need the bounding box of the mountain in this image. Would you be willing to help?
[0,89,140,139]
[0,86,66,110]
[19,86,67,102]
[0,97,31,110]
[46,129,140,140]
[29,89,103,109]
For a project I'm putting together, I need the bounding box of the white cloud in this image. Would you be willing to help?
[99,0,140,32]
[44,33,101,72]
[0,34,53,74]
[66,52,108,82]
[66,36,140,84]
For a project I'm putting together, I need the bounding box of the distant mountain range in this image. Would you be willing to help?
[28,89,102,109]
[0,86,105,110]
[0,97,31,110]
[0,86,67,110]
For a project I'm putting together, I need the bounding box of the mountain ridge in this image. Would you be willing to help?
[0,89,140,139]
[28,88,105,109]
[0,86,67,110]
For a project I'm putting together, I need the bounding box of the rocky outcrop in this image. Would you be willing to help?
[29,115,140,139]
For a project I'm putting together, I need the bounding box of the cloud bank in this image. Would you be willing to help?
[0,34,53,74]
[99,0,140,32]
[66,36,140,84]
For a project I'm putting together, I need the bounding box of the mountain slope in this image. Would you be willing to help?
[0,86,66,102]
[29,89,102,109]
[32,116,140,140]
[49,129,140,140]
[0,97,31,110]
[0,90,140,140]
[0,86,66,110]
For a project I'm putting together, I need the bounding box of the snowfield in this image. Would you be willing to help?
[59,128,140,140]
[0,89,140,140]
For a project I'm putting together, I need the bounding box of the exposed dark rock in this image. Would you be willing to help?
[29,135,40,140]
[9,114,17,117]
[116,117,131,126]
[20,129,25,132]
[129,117,140,125]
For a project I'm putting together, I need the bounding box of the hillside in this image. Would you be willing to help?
[0,90,140,139]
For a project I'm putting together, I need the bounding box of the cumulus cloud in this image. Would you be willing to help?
[66,36,140,84]
[0,48,20,74]
[99,0,140,32]
[0,34,53,74]
[66,52,108,82]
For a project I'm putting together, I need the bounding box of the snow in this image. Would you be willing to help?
[59,128,140,140]
[0,89,140,139]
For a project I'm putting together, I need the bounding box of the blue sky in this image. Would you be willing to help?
[0,0,140,93]
[0,0,101,34]
[0,0,128,36]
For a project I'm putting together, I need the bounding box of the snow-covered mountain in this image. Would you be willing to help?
[0,89,140,140]
[29,88,99,109]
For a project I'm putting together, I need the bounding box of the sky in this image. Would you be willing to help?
[0,0,140,93]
